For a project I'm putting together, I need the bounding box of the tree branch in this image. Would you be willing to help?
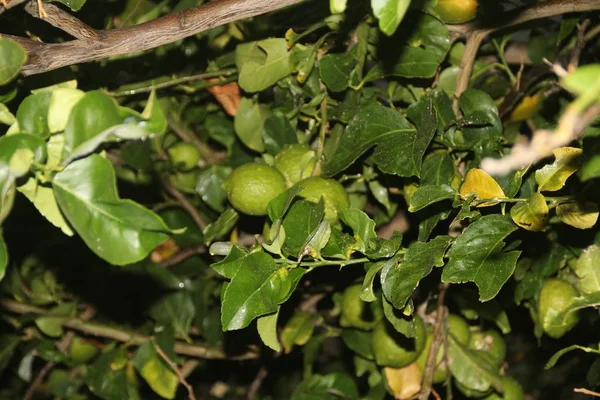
[0,298,259,360]
[24,1,99,40]
[451,0,600,101]
[5,0,304,75]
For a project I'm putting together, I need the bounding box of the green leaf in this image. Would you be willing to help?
[52,155,171,266]
[322,105,417,177]
[234,97,269,153]
[581,127,600,181]
[47,88,85,134]
[257,308,281,352]
[361,261,386,302]
[0,335,20,375]
[0,231,6,282]
[448,336,503,393]
[320,52,356,92]
[561,64,600,99]
[63,91,122,157]
[203,208,239,245]
[340,208,376,254]
[365,231,403,260]
[264,111,298,156]
[0,37,26,86]
[0,103,15,126]
[267,186,304,223]
[421,151,455,186]
[221,251,305,330]
[556,200,599,229]
[382,236,452,309]
[371,0,412,36]
[133,342,178,399]
[84,347,129,400]
[408,185,456,213]
[195,166,231,212]
[48,0,87,11]
[453,289,511,334]
[545,345,600,370]
[535,147,583,192]
[281,310,314,353]
[572,245,600,294]
[456,90,503,155]
[382,297,416,337]
[16,92,52,138]
[442,215,520,301]
[238,39,292,92]
[210,243,249,279]
[291,372,359,400]
[514,243,567,304]
[148,291,195,339]
[365,13,449,80]
[282,200,325,256]
[510,192,549,232]
[330,0,347,13]
[341,328,374,360]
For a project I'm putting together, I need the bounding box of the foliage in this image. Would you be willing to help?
[0,0,599,399]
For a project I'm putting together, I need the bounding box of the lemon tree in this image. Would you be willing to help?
[0,0,599,399]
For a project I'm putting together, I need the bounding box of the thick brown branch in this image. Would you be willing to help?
[25,1,100,40]
[11,0,303,75]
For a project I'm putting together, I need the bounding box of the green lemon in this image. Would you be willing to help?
[274,144,317,186]
[68,337,99,364]
[295,177,350,222]
[426,0,478,24]
[372,317,426,368]
[223,163,287,216]
[168,142,201,171]
[482,376,525,400]
[415,314,470,383]
[340,284,382,330]
[538,278,580,339]
[468,329,506,367]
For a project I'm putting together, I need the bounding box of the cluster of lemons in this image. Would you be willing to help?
[221,144,350,220]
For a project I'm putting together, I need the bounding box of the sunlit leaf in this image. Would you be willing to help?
[510,192,549,232]
[572,246,600,294]
[257,308,281,352]
[460,168,506,206]
[238,39,292,92]
[556,200,599,229]
[535,147,583,192]
[371,0,412,36]
[0,38,26,86]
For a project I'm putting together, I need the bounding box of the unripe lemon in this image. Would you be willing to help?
[295,177,350,222]
[468,329,506,367]
[416,314,470,383]
[274,144,317,186]
[168,142,201,171]
[223,163,286,216]
[68,337,99,364]
[372,317,426,368]
[482,376,525,400]
[340,284,382,330]
[426,0,478,24]
[538,278,580,339]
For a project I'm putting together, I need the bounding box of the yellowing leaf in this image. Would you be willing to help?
[460,168,505,207]
[572,246,600,294]
[508,92,543,123]
[535,147,583,192]
[510,192,549,232]
[556,200,599,229]
[383,363,422,400]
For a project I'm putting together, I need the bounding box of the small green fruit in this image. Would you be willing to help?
[538,278,580,339]
[482,376,525,400]
[372,317,426,368]
[455,380,492,398]
[468,329,506,367]
[426,0,478,24]
[68,337,99,364]
[274,144,317,186]
[340,284,382,330]
[168,142,201,171]
[448,314,471,345]
[223,163,287,216]
[295,176,350,222]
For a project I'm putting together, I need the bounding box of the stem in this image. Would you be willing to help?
[0,298,259,360]
[275,257,371,270]
[312,95,328,176]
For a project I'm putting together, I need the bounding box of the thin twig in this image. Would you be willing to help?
[568,19,591,72]
[180,360,201,379]
[0,298,259,360]
[418,283,450,400]
[574,388,600,397]
[159,176,207,230]
[154,340,197,400]
[159,244,206,268]
[312,94,328,176]
[247,366,269,400]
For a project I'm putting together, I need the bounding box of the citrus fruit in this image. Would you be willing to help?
[68,337,99,364]
[482,376,525,400]
[340,284,382,330]
[223,163,287,216]
[538,278,580,339]
[274,144,317,186]
[426,0,478,24]
[168,142,201,171]
[295,176,350,222]
[455,380,492,398]
[415,314,470,383]
[468,329,506,367]
[372,317,426,368]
